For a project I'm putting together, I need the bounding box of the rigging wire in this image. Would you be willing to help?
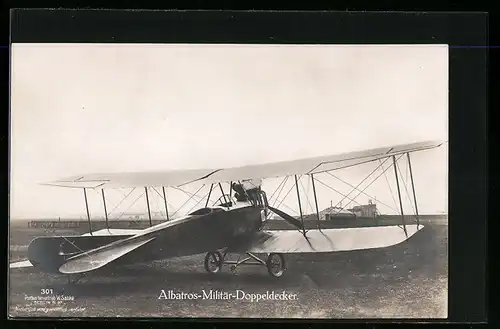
[268,176,288,203]
[396,160,417,215]
[117,188,132,200]
[330,156,392,212]
[186,188,213,214]
[107,188,137,217]
[379,158,399,214]
[114,191,148,229]
[171,186,205,202]
[299,176,314,215]
[271,176,289,208]
[274,175,303,216]
[313,177,362,209]
[58,188,146,262]
[334,154,405,216]
[59,236,96,264]
[151,188,161,220]
[151,186,175,209]
[405,155,410,185]
[306,174,310,213]
[275,175,302,209]
[267,176,290,219]
[151,186,175,220]
[170,184,205,218]
[325,171,399,214]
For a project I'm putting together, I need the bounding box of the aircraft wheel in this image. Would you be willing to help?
[266,253,286,278]
[204,251,223,274]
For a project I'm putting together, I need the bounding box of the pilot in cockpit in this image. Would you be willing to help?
[232,183,248,202]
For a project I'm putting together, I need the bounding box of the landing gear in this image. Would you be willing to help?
[266,253,286,278]
[204,251,223,274]
[203,251,286,278]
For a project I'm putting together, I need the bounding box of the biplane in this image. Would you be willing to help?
[9,140,444,282]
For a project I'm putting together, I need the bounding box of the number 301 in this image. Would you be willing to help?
[41,288,53,295]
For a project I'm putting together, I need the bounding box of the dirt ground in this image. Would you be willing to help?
[8,220,448,319]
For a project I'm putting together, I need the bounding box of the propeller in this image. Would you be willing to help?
[267,206,315,250]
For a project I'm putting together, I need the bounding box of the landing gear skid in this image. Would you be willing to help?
[204,251,286,278]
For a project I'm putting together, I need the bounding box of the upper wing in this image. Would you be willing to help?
[195,140,443,185]
[231,224,423,253]
[44,168,218,189]
[43,140,443,189]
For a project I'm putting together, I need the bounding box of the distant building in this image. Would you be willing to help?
[349,200,378,218]
[301,206,356,221]
[322,206,356,220]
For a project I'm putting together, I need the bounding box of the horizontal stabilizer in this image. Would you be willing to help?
[10,260,33,269]
[58,236,155,274]
[236,224,423,253]
[80,228,144,237]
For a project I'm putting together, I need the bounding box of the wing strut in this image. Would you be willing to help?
[406,152,420,229]
[101,189,109,230]
[218,183,229,208]
[144,187,152,227]
[162,186,170,221]
[392,155,408,237]
[83,188,92,236]
[294,175,306,236]
[205,184,214,207]
[310,174,322,231]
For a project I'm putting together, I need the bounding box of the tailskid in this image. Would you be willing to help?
[204,250,286,278]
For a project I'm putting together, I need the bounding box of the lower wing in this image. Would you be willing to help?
[232,224,423,253]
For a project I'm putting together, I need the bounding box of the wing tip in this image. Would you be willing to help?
[39,180,105,189]
[430,139,447,146]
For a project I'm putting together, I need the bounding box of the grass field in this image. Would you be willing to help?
[8,217,448,319]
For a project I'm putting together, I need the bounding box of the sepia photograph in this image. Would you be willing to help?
[9,43,448,319]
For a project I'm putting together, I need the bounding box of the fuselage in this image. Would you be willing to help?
[115,203,264,265]
[27,201,264,274]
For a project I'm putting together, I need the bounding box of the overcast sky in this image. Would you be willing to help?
[10,43,448,219]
